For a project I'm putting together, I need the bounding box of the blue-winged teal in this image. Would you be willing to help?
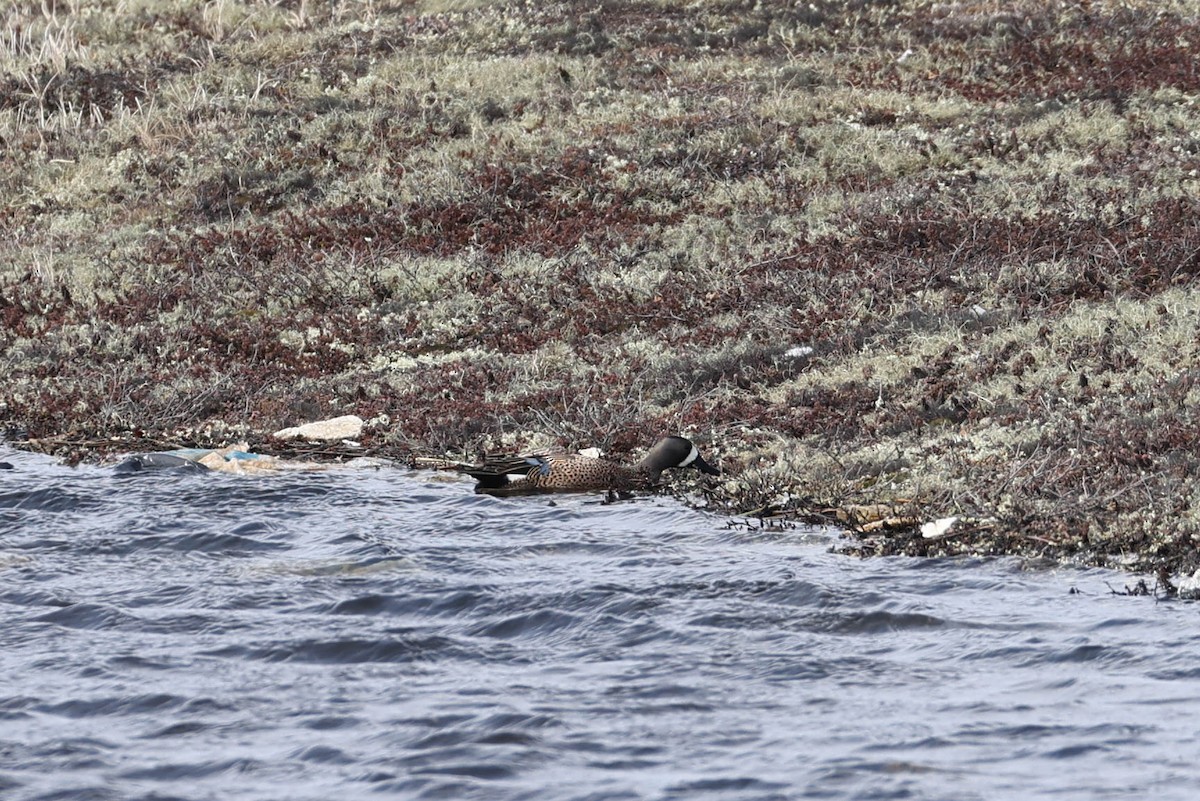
[427,436,720,496]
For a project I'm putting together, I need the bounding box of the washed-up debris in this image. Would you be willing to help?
[919,516,998,540]
[113,452,209,474]
[920,516,961,539]
[837,503,920,532]
[1172,570,1200,601]
[114,443,328,475]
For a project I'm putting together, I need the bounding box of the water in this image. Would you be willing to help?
[1,446,1198,801]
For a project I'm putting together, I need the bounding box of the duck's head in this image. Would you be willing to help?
[642,436,721,477]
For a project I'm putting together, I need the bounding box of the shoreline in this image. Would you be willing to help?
[7,421,1198,590]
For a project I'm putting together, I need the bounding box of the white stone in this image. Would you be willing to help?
[273,414,364,442]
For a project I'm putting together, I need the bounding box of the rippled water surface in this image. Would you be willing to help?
[2,446,1199,801]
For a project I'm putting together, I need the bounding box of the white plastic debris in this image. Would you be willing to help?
[920,516,960,539]
[1174,570,1200,600]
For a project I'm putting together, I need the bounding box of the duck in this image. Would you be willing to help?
[425,436,720,496]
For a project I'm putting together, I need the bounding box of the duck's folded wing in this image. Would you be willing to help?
[467,454,551,478]
[416,453,551,477]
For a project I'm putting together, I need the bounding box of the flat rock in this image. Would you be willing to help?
[273,415,364,442]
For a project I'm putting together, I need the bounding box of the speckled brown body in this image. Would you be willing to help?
[493,454,659,493]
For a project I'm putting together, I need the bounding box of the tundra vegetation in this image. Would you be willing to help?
[4,0,1200,580]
